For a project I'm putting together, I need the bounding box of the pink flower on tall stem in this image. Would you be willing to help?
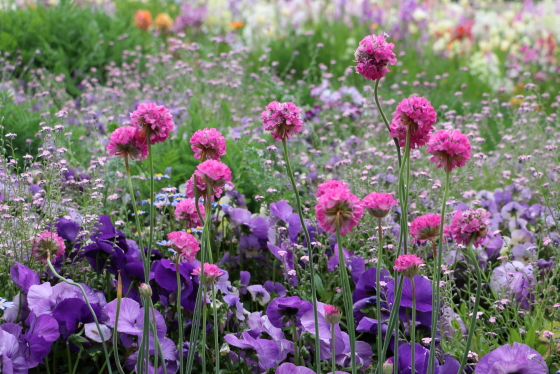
[315,186,363,236]
[427,129,472,172]
[167,231,200,262]
[130,102,174,145]
[354,34,397,81]
[389,97,436,149]
[410,214,442,243]
[323,304,342,325]
[316,180,349,197]
[195,160,232,189]
[393,254,423,278]
[185,175,229,200]
[190,128,226,161]
[106,126,148,160]
[174,198,205,227]
[451,208,491,247]
[261,101,302,141]
[32,232,66,264]
[193,263,224,285]
[362,192,398,218]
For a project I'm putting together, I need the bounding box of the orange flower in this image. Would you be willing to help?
[230,21,245,29]
[155,13,173,32]
[134,10,153,31]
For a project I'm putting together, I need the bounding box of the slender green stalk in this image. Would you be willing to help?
[380,276,404,368]
[336,224,357,374]
[113,271,126,374]
[331,324,337,374]
[292,316,300,366]
[376,218,384,364]
[458,240,482,374]
[281,138,321,371]
[71,347,83,374]
[411,277,417,374]
[427,171,451,374]
[149,299,168,374]
[46,257,113,374]
[397,131,411,255]
[211,284,220,374]
[176,258,184,374]
[202,292,207,374]
[66,341,72,374]
[374,79,402,168]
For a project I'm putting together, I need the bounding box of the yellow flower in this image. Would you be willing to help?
[134,10,153,31]
[155,13,173,32]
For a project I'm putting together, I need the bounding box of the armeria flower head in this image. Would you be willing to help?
[193,263,224,285]
[194,160,232,189]
[106,126,148,160]
[427,129,471,172]
[410,213,442,243]
[130,102,174,145]
[155,13,173,32]
[174,198,205,227]
[185,175,229,200]
[451,208,491,247]
[474,342,547,374]
[315,186,363,236]
[354,34,397,81]
[316,179,348,197]
[393,254,423,278]
[32,231,66,264]
[190,128,226,161]
[261,101,303,140]
[134,10,153,30]
[362,192,398,218]
[323,304,342,325]
[389,96,437,149]
[167,231,200,262]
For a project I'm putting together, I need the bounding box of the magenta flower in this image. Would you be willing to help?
[323,304,342,325]
[474,342,547,374]
[195,160,232,188]
[315,186,363,236]
[174,198,205,228]
[362,192,398,218]
[167,231,200,262]
[354,34,397,81]
[130,102,174,145]
[189,128,226,161]
[451,208,491,247]
[389,96,436,149]
[106,126,148,160]
[316,179,349,198]
[185,175,228,200]
[427,129,471,172]
[193,263,224,285]
[261,101,303,140]
[410,213,442,243]
[32,232,66,264]
[393,254,423,277]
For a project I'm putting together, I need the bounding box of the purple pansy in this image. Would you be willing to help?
[474,342,547,374]
[266,296,312,328]
[269,200,302,243]
[224,331,280,370]
[10,262,40,294]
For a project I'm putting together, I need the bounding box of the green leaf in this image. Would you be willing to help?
[508,328,523,344]
[525,327,536,348]
[314,273,325,299]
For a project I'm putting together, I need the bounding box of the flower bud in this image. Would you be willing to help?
[139,283,152,299]
[220,343,230,356]
[324,304,342,325]
[383,358,394,374]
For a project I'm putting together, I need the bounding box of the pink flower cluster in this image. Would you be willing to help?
[316,179,348,197]
[393,254,424,277]
[315,184,363,236]
[427,129,472,173]
[130,102,174,145]
[362,192,398,218]
[174,198,205,228]
[261,101,303,141]
[195,160,232,188]
[451,208,491,247]
[193,263,224,285]
[190,128,226,161]
[186,176,226,200]
[354,34,397,81]
[32,232,66,264]
[167,231,200,262]
[389,96,437,149]
[410,213,442,243]
[107,126,149,160]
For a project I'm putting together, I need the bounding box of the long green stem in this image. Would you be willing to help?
[376,218,383,365]
[397,131,411,255]
[212,283,220,374]
[281,138,321,371]
[336,224,357,374]
[458,240,482,374]
[427,171,451,374]
[292,316,300,366]
[113,271,126,374]
[411,277,416,374]
[176,258,184,374]
[202,291,207,374]
[331,323,337,374]
[149,299,168,374]
[380,276,404,367]
[374,79,402,168]
[46,257,113,374]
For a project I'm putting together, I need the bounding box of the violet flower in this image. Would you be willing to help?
[327,245,365,284]
[224,331,280,370]
[474,342,547,373]
[266,296,312,328]
[0,328,28,374]
[270,200,302,243]
[52,298,103,339]
[10,262,40,294]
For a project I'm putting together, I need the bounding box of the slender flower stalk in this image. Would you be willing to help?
[176,258,184,374]
[376,217,383,364]
[458,238,481,374]
[336,223,357,374]
[374,79,402,167]
[291,316,300,366]
[113,271,126,374]
[427,171,451,374]
[211,284,220,374]
[46,255,113,374]
[281,138,321,372]
[411,277,417,374]
[378,276,404,372]
[331,324,337,374]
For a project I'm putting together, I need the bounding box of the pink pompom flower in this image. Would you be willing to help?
[323,304,342,325]
[167,231,200,262]
[315,186,363,236]
[354,34,397,81]
[32,232,66,264]
[106,126,149,160]
[316,179,349,198]
[190,128,226,161]
[389,96,437,149]
[130,102,174,145]
[174,198,205,227]
[393,254,424,278]
[185,175,231,200]
[261,101,303,141]
[451,208,491,247]
[427,129,472,172]
[193,263,224,285]
[362,192,398,218]
[195,160,232,188]
[410,213,442,243]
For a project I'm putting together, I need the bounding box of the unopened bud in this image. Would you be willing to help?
[139,283,152,299]
[383,358,394,374]
[324,304,342,325]
[220,343,230,356]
